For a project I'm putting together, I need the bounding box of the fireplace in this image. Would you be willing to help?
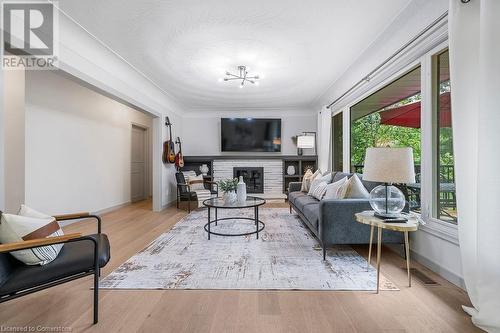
[233,167,264,194]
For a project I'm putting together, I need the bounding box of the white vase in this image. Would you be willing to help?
[287,165,296,175]
[237,176,247,203]
[223,190,237,203]
[199,164,209,176]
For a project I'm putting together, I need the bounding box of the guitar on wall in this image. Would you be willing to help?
[174,137,185,169]
[162,117,176,164]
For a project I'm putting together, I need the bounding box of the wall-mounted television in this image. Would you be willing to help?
[221,118,281,152]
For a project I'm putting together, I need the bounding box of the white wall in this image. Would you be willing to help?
[181,109,317,156]
[55,13,185,212]
[314,0,448,110]
[25,70,153,215]
[0,68,25,213]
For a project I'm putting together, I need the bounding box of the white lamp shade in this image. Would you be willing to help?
[297,135,315,149]
[362,147,416,184]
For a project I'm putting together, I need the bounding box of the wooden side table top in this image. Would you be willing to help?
[355,211,419,232]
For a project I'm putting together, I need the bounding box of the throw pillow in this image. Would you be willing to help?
[182,170,196,183]
[339,174,370,199]
[300,169,313,192]
[323,176,348,199]
[308,172,333,196]
[310,181,328,200]
[0,205,64,265]
[188,174,205,190]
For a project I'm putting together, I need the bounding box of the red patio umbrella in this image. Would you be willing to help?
[380,92,452,128]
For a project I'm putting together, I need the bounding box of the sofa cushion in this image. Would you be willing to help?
[331,172,381,193]
[324,176,348,199]
[288,191,307,205]
[302,203,319,229]
[0,233,110,296]
[308,172,332,195]
[332,172,352,183]
[340,174,370,199]
[300,169,314,192]
[294,195,319,211]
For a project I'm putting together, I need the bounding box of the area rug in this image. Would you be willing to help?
[100,208,398,291]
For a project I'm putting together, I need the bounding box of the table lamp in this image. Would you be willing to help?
[296,132,316,156]
[362,147,415,219]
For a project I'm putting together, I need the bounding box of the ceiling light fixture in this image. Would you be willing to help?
[220,65,260,87]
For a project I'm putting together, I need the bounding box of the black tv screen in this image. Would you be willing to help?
[221,118,281,152]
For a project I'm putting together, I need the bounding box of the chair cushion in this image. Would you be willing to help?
[288,191,306,205]
[294,195,319,211]
[179,192,197,200]
[302,203,319,229]
[0,233,110,296]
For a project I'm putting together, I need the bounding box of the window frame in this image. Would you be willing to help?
[334,40,459,244]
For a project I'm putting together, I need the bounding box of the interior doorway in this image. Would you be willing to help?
[131,124,151,203]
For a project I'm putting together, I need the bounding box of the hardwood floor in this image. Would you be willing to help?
[0,200,480,332]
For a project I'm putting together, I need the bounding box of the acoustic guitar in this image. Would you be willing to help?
[175,137,185,169]
[162,117,176,164]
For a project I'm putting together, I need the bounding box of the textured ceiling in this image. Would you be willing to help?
[58,0,412,112]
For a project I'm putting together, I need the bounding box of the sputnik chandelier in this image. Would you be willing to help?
[219,65,260,88]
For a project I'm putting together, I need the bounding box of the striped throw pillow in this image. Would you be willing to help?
[0,205,64,265]
[188,174,205,190]
[310,181,328,200]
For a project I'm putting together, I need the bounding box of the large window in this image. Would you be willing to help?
[434,50,457,223]
[332,112,343,171]
[350,66,422,212]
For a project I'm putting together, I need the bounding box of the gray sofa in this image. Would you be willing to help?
[288,172,405,260]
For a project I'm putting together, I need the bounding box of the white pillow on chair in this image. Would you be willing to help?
[187,174,205,191]
[0,205,64,265]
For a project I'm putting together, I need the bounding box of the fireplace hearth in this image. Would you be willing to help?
[233,167,264,194]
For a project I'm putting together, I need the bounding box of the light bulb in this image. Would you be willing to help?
[218,78,223,82]
[254,81,260,86]
[239,84,244,88]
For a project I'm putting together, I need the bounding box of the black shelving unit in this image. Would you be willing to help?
[283,156,317,194]
[181,157,213,178]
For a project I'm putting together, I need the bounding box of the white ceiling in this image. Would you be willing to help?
[58,0,412,112]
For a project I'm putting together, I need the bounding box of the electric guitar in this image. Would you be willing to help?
[175,137,185,169]
[162,117,176,164]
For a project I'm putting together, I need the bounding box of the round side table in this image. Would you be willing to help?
[355,211,419,293]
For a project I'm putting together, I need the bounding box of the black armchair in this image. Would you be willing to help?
[176,172,218,212]
[0,212,110,325]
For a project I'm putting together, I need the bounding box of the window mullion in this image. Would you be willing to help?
[420,54,435,222]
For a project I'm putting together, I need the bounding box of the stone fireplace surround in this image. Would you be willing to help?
[213,159,283,198]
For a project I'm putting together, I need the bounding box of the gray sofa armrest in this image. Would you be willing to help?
[288,182,302,193]
[318,199,407,246]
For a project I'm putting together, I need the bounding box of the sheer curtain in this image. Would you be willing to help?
[317,107,332,172]
[449,0,500,331]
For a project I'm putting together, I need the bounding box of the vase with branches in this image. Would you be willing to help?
[218,178,238,203]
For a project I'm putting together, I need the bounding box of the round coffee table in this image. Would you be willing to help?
[203,196,266,240]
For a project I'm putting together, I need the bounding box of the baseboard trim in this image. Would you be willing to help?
[410,250,465,290]
[161,199,176,211]
[384,244,465,290]
[58,201,132,226]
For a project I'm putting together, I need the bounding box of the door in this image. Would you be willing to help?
[131,125,147,202]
